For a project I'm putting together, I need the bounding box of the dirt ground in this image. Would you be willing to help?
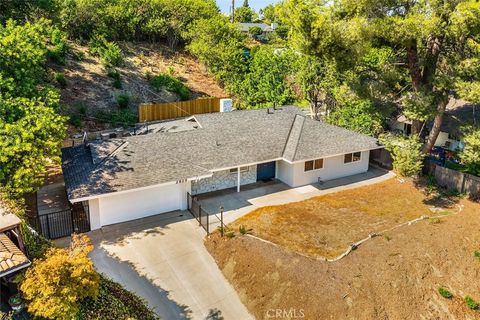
[230,178,456,258]
[206,198,480,320]
[59,42,225,132]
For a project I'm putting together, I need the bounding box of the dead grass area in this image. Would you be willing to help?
[206,199,480,320]
[230,178,457,259]
[59,42,225,132]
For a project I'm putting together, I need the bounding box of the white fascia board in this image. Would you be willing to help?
[210,158,283,173]
[70,173,212,203]
[288,146,384,164]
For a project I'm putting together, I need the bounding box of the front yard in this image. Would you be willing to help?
[206,178,480,319]
[230,178,455,258]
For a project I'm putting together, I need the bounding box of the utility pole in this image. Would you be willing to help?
[231,0,235,23]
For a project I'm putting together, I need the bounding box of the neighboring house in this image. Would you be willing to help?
[238,22,277,38]
[62,106,382,230]
[0,202,31,280]
[390,100,479,151]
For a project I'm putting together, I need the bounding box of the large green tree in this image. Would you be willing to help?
[236,46,296,109]
[284,0,480,152]
[0,20,66,194]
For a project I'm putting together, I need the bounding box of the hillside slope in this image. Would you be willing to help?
[58,42,225,131]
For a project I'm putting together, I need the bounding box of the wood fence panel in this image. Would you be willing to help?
[369,148,393,170]
[434,165,464,192]
[425,160,480,198]
[139,98,221,122]
[464,174,480,198]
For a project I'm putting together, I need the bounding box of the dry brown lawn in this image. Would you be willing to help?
[230,178,456,258]
[206,198,480,320]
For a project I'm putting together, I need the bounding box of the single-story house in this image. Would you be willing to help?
[62,106,382,230]
[238,22,277,39]
[390,99,479,151]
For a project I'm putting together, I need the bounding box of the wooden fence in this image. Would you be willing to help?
[139,97,221,122]
[369,148,393,170]
[424,160,480,198]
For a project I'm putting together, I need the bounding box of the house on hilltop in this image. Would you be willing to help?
[61,106,382,230]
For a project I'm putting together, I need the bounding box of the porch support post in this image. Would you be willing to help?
[237,167,241,192]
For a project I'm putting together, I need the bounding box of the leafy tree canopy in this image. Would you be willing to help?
[21,234,100,320]
[0,19,66,194]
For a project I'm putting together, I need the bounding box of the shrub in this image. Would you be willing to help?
[77,103,88,116]
[21,234,100,319]
[95,109,137,128]
[48,29,69,64]
[78,275,158,320]
[465,295,479,310]
[70,114,82,127]
[238,225,252,235]
[54,72,67,88]
[438,287,453,299]
[116,94,131,109]
[112,78,122,89]
[102,42,123,67]
[379,133,425,177]
[106,68,122,88]
[459,127,480,177]
[150,73,190,101]
[474,250,480,260]
[89,35,123,67]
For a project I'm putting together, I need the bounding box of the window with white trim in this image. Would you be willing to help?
[229,166,249,174]
[304,158,324,172]
[344,152,361,164]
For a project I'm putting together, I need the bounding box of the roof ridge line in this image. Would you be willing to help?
[93,141,129,168]
[290,114,306,161]
[281,114,305,160]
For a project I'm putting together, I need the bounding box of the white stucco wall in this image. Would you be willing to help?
[277,151,370,187]
[434,131,464,151]
[88,181,190,229]
[191,165,257,195]
[277,160,294,186]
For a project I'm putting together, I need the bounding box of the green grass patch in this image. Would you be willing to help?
[438,287,453,299]
[465,295,479,310]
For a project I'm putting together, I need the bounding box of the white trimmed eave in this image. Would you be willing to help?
[69,145,384,203]
[69,173,213,203]
[288,146,385,164]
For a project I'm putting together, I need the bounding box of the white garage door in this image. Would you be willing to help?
[98,183,185,227]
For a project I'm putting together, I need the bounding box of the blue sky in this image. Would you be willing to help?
[216,0,278,13]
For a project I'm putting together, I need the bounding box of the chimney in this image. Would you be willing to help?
[219,98,233,112]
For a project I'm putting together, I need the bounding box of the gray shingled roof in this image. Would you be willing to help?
[238,23,275,32]
[426,100,479,137]
[62,106,381,201]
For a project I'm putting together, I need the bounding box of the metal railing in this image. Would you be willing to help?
[30,202,91,239]
[187,192,209,234]
[187,193,231,236]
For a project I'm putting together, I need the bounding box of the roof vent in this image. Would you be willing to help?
[267,108,274,114]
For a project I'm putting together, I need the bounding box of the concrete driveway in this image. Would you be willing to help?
[87,211,253,320]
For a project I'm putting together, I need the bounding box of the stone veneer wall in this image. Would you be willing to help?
[191,165,257,195]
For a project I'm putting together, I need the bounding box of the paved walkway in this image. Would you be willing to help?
[85,211,253,320]
[37,182,70,215]
[198,167,396,227]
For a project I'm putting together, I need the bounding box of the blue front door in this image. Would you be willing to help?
[257,162,276,181]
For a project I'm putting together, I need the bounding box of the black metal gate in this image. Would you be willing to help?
[35,201,91,239]
[187,192,209,234]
